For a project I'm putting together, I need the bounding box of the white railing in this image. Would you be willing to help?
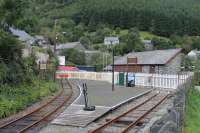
[56,71,119,84]
[56,71,193,89]
[134,72,193,89]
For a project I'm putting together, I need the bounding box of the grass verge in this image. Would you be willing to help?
[185,88,200,133]
[0,78,59,119]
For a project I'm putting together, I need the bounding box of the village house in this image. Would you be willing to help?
[9,27,35,45]
[104,49,182,74]
[55,42,85,54]
[143,40,154,51]
[104,37,119,46]
[187,50,200,60]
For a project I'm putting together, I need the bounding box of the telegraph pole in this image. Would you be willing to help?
[53,19,58,82]
[54,19,58,54]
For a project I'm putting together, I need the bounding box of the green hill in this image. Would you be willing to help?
[19,0,200,37]
[11,0,198,53]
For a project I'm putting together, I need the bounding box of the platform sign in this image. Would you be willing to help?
[56,71,71,79]
[127,73,135,87]
[56,73,69,79]
[58,56,65,66]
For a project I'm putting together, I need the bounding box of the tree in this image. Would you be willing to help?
[0,0,26,27]
[72,23,85,41]
[192,37,200,50]
[127,27,144,52]
[75,0,200,36]
[61,49,86,65]
[152,37,174,50]
[79,36,91,49]
[0,31,22,63]
[90,53,111,71]
[115,27,121,35]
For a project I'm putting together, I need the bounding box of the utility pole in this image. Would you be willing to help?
[54,19,58,54]
[53,19,58,82]
[126,57,128,87]
[102,53,104,70]
[105,36,119,91]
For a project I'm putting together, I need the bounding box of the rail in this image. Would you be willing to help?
[0,79,73,133]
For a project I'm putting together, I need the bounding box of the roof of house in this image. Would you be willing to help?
[143,40,152,44]
[56,42,85,50]
[104,49,182,71]
[9,27,34,43]
[188,50,200,55]
[115,49,182,65]
[84,50,100,54]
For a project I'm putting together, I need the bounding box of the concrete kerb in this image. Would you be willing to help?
[110,88,154,110]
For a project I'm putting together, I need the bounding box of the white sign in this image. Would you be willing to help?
[40,64,46,70]
[58,56,65,66]
[104,37,119,45]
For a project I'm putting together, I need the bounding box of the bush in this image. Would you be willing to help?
[0,78,59,118]
[79,36,91,49]
[61,48,86,65]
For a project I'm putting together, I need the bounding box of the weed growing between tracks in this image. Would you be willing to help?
[185,88,200,133]
[0,77,59,119]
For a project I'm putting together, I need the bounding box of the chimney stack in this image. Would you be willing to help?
[127,57,137,64]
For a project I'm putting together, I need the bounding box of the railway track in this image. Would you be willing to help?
[89,92,169,133]
[0,79,73,133]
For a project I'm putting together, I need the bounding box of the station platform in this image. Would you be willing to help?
[51,80,152,127]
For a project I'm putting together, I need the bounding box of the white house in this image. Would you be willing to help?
[188,50,200,60]
[104,37,119,46]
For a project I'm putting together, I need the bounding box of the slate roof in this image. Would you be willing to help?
[115,49,182,65]
[9,27,34,43]
[56,42,85,50]
[104,49,182,71]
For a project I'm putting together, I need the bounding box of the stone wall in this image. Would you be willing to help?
[155,53,182,74]
[150,76,193,133]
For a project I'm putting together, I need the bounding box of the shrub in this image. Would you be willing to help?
[0,78,59,118]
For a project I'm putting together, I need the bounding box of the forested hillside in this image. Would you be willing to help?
[19,0,200,37]
[76,0,200,36]
[12,0,200,55]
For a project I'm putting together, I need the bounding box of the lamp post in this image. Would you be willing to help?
[111,41,115,91]
[104,37,119,91]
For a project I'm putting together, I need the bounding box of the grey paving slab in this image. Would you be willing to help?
[49,80,152,128]
[74,80,151,107]
[52,104,110,127]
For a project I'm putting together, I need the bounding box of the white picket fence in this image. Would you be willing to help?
[56,71,193,89]
[134,73,193,89]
